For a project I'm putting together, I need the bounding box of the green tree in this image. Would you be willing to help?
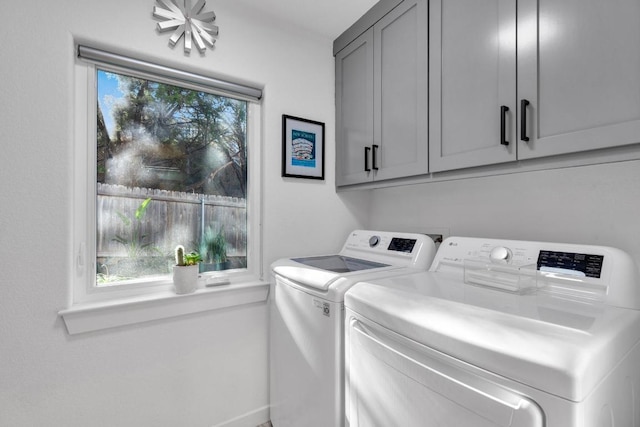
[102,71,247,197]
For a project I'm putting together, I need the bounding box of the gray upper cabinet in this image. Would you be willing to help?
[431,0,640,173]
[517,0,640,160]
[336,0,428,187]
[373,0,428,181]
[337,0,640,184]
[336,30,374,186]
[429,0,517,172]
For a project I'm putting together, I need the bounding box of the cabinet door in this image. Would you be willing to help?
[373,0,428,181]
[336,29,374,186]
[429,0,517,172]
[518,0,640,159]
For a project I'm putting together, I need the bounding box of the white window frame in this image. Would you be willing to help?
[60,46,266,334]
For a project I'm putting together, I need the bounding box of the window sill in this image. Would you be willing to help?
[59,281,269,335]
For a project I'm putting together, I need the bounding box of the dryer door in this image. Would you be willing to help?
[346,315,545,427]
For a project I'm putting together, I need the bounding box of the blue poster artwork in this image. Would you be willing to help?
[291,129,316,168]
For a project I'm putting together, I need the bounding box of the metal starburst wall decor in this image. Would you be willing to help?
[153,0,219,53]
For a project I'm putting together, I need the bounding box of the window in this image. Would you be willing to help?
[73,46,263,303]
[96,68,248,284]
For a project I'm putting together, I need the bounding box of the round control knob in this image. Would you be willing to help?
[369,236,380,247]
[490,246,512,263]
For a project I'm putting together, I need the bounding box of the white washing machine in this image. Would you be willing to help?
[345,237,640,427]
[270,230,438,427]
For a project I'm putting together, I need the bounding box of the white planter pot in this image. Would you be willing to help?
[172,265,199,294]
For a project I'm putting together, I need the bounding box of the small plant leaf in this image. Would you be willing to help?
[135,197,152,220]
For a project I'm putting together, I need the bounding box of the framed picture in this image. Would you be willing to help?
[282,114,325,180]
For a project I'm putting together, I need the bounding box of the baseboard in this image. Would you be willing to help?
[211,405,270,427]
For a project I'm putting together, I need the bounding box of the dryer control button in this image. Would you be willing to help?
[490,246,512,263]
[369,236,380,247]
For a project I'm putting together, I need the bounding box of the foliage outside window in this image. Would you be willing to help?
[96,68,248,285]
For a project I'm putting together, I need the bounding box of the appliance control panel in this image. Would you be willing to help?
[537,250,604,279]
[433,238,608,277]
[431,236,640,309]
[341,230,438,270]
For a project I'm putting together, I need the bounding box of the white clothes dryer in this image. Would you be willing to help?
[270,230,438,427]
[345,237,640,427]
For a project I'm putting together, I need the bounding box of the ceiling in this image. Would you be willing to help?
[233,0,379,39]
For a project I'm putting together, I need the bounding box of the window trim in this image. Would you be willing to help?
[61,45,265,333]
[59,281,269,335]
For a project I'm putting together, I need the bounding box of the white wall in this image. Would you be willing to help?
[0,0,367,425]
[368,160,640,261]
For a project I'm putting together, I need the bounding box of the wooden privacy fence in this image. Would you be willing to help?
[97,183,247,259]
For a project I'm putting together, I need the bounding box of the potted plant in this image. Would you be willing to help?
[199,227,229,272]
[111,197,163,277]
[172,245,201,294]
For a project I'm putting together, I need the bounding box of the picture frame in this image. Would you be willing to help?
[282,114,325,180]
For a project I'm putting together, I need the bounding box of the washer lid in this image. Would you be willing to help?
[345,273,640,402]
[291,255,389,273]
[272,256,397,293]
